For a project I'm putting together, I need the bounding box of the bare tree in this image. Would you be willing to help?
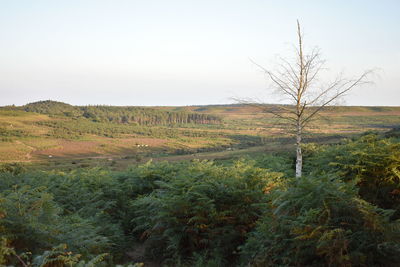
[250,20,372,178]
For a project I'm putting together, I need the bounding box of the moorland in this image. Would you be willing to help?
[0,100,399,266]
[1,100,399,169]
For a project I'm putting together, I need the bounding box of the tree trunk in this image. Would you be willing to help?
[295,125,302,178]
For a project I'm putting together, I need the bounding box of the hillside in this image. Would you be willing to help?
[0,100,399,168]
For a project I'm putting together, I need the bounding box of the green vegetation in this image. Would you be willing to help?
[241,175,399,267]
[0,130,399,266]
[1,100,399,165]
[22,100,222,125]
[1,101,400,265]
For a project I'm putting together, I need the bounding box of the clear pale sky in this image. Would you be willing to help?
[0,0,399,106]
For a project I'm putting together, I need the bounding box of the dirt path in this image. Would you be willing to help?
[15,140,36,159]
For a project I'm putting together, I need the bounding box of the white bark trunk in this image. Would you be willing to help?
[295,125,302,178]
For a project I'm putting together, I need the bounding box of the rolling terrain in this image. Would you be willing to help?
[1,100,399,169]
[1,101,400,266]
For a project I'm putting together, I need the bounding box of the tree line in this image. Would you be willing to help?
[19,100,222,125]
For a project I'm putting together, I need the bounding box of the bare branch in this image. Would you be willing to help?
[302,70,373,127]
[249,58,298,101]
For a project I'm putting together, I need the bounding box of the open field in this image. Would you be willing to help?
[1,101,399,169]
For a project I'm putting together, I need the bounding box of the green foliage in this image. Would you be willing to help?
[36,119,227,140]
[0,237,15,265]
[253,153,294,176]
[32,244,83,267]
[0,170,116,265]
[24,100,82,117]
[384,127,400,139]
[132,160,283,264]
[80,105,221,125]
[0,131,399,266]
[240,175,400,267]
[0,162,26,175]
[305,134,400,217]
[23,100,221,126]
[0,185,61,252]
[32,244,109,267]
[0,127,31,139]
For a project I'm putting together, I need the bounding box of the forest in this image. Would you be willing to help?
[0,128,399,266]
[19,101,222,125]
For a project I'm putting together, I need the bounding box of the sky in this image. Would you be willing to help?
[0,0,399,106]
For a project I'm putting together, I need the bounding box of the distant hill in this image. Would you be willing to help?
[2,100,400,126]
[24,100,82,117]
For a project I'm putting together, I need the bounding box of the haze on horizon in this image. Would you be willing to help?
[0,0,399,107]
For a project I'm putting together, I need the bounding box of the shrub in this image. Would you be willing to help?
[305,134,400,217]
[0,162,26,175]
[132,160,283,265]
[0,169,118,264]
[240,175,400,267]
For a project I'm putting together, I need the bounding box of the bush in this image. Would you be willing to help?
[305,134,400,217]
[0,169,119,264]
[131,160,283,265]
[240,175,400,267]
[0,162,26,175]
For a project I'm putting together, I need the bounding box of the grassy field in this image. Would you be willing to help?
[1,101,399,169]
